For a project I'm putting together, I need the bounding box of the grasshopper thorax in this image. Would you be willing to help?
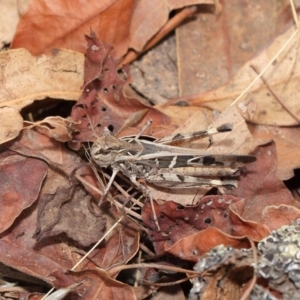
[90,129,143,167]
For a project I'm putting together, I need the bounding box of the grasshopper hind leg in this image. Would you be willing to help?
[98,168,119,204]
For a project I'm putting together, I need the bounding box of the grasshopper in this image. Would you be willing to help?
[90,121,256,230]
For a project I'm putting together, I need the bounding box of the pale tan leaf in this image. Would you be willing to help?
[185,22,300,126]
[0,107,23,143]
[0,49,83,110]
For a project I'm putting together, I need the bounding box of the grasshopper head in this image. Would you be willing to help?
[90,134,125,168]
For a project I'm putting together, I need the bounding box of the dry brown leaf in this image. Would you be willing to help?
[11,0,216,59]
[27,116,74,142]
[249,123,300,180]
[129,0,216,52]
[11,0,135,59]
[156,105,213,127]
[170,20,300,126]
[176,0,290,96]
[165,227,250,262]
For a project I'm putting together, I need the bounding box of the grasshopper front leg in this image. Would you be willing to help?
[129,175,161,231]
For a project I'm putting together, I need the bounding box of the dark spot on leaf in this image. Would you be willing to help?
[90,99,98,107]
[101,107,107,111]
[223,213,228,218]
[204,217,212,224]
[108,125,114,132]
[159,214,165,220]
[103,87,109,93]
[176,205,185,210]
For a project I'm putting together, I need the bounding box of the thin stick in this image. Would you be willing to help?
[75,174,142,220]
[107,262,199,276]
[230,28,298,107]
[239,238,258,300]
[250,64,300,123]
[41,217,123,299]
[71,216,124,271]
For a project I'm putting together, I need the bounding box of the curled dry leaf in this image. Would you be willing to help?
[11,0,135,59]
[0,49,83,109]
[167,21,300,126]
[0,48,83,143]
[28,116,75,142]
[142,195,241,256]
[69,32,173,150]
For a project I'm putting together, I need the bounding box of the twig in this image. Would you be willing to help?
[75,174,142,220]
[107,262,199,276]
[250,64,300,123]
[230,28,298,107]
[239,238,258,300]
[41,217,123,299]
[121,6,197,65]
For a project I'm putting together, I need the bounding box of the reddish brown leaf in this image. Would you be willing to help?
[0,149,47,233]
[142,195,242,256]
[69,32,173,150]
[11,0,214,61]
[229,142,299,222]
[0,203,76,286]
[166,227,250,262]
[78,212,139,273]
[260,205,300,232]
[0,199,135,298]
[66,269,135,300]
[11,0,135,59]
